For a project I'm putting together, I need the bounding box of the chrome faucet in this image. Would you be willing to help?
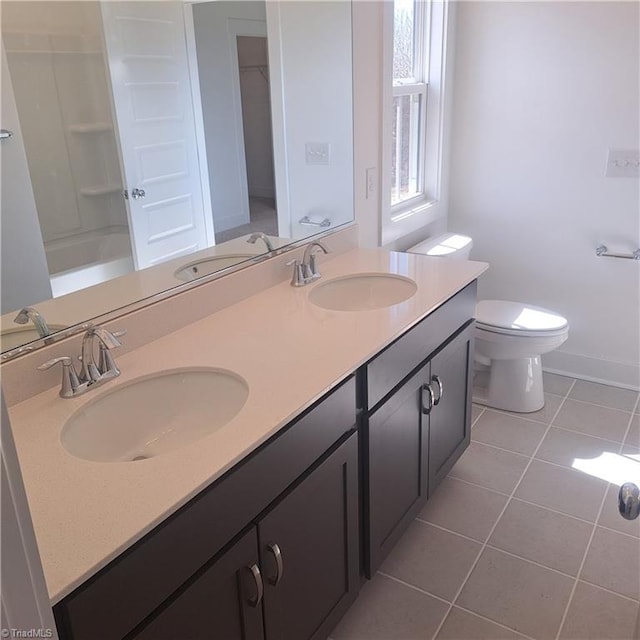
[247,232,275,253]
[80,326,123,383]
[38,325,125,398]
[14,307,51,338]
[287,241,330,286]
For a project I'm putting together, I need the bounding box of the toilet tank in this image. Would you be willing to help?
[407,233,473,260]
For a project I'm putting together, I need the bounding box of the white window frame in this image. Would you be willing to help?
[381,0,450,246]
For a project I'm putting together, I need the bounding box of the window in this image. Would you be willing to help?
[391,0,427,207]
[382,0,449,244]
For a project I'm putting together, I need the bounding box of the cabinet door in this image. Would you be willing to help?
[366,363,430,575]
[258,434,359,640]
[132,528,264,640]
[428,324,474,495]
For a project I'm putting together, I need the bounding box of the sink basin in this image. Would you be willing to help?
[61,368,249,462]
[1,325,66,351]
[309,273,417,311]
[174,254,254,282]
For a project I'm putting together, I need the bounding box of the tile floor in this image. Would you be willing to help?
[331,373,640,640]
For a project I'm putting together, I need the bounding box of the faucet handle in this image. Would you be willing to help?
[37,356,80,398]
[97,329,125,378]
[286,259,307,287]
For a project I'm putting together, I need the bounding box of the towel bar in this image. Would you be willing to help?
[595,244,640,260]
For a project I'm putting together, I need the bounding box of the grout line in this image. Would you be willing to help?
[376,571,452,606]
[554,485,611,640]
[575,578,640,604]
[470,405,485,428]
[414,517,486,545]
[593,522,640,541]
[463,437,625,479]
[619,399,640,450]
[442,475,511,497]
[483,543,580,581]
[454,440,530,459]
[430,380,576,640]
[451,604,537,640]
[544,424,625,446]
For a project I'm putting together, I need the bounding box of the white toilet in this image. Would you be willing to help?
[407,233,569,413]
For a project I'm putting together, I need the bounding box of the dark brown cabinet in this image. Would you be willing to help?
[362,284,477,576]
[52,282,479,640]
[258,434,359,640]
[428,324,474,496]
[132,435,359,640]
[366,363,430,574]
[54,377,358,640]
[132,528,264,640]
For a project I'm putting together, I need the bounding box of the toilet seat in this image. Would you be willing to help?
[476,300,568,338]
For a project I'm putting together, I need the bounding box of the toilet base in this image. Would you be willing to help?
[473,356,544,413]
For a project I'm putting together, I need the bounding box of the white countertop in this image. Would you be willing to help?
[7,248,488,604]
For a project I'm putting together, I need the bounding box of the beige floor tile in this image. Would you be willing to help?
[471,404,485,427]
[559,581,640,640]
[418,477,508,542]
[553,399,631,442]
[437,606,528,639]
[535,427,620,468]
[581,527,640,600]
[457,548,574,639]
[448,442,529,494]
[598,484,640,538]
[488,499,593,576]
[515,392,564,425]
[331,573,449,640]
[472,410,548,456]
[625,414,640,447]
[380,520,482,601]
[515,460,608,521]
[542,372,574,397]
[568,380,639,412]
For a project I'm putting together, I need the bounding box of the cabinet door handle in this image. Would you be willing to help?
[421,383,435,414]
[265,542,284,586]
[244,564,264,607]
[432,375,444,405]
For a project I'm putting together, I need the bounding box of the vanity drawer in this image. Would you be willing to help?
[55,375,356,640]
[365,281,476,410]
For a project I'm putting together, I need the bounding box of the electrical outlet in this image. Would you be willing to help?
[605,149,640,178]
[305,142,330,165]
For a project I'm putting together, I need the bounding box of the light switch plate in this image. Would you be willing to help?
[605,149,640,178]
[305,142,330,165]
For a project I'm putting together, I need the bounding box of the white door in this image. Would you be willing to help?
[101,1,212,270]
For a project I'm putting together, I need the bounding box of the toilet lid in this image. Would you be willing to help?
[476,300,568,336]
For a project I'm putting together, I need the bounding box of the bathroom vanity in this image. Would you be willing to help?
[5,249,487,640]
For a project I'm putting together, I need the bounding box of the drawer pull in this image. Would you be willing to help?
[244,564,264,607]
[266,542,284,586]
[421,383,435,415]
[432,375,444,405]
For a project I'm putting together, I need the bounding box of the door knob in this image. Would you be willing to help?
[618,482,640,521]
[131,188,146,200]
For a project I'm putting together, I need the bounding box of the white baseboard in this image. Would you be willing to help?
[542,349,640,391]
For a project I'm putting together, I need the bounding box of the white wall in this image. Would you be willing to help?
[448,1,640,388]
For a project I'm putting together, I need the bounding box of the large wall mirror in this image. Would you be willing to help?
[0,0,353,357]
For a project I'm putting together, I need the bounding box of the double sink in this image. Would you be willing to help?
[61,273,417,463]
